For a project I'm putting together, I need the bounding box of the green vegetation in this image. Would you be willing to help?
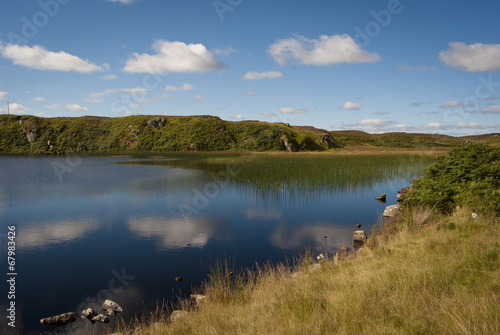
[1,114,498,154]
[110,145,499,335]
[0,114,337,154]
[401,145,500,215]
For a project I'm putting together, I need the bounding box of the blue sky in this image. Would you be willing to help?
[1,0,500,135]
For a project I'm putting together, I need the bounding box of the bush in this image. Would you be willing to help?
[402,145,500,215]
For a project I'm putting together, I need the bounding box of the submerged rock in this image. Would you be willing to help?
[102,299,123,316]
[40,312,77,326]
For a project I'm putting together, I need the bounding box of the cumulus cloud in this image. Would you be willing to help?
[410,101,432,107]
[358,119,396,127]
[481,105,500,114]
[211,46,237,57]
[243,71,283,80]
[396,65,438,72]
[33,97,45,101]
[86,88,148,103]
[0,102,30,114]
[455,122,489,129]
[244,90,257,96]
[164,83,194,91]
[102,74,118,81]
[278,107,308,114]
[123,40,224,73]
[268,34,380,66]
[44,103,89,112]
[0,44,103,73]
[340,102,362,110]
[439,42,500,72]
[234,113,243,120]
[416,122,442,130]
[193,95,204,100]
[0,91,7,99]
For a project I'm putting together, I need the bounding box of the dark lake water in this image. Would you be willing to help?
[0,154,430,334]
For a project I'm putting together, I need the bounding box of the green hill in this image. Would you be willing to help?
[0,114,498,154]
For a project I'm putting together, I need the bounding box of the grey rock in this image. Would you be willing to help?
[353,230,367,248]
[102,299,123,316]
[40,312,77,326]
[92,314,109,324]
[81,308,97,323]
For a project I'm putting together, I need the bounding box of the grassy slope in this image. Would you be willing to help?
[1,114,499,154]
[123,207,499,335]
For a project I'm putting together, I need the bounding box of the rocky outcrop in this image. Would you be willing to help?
[27,131,36,143]
[40,312,77,326]
[383,204,400,223]
[147,118,165,129]
[282,137,296,152]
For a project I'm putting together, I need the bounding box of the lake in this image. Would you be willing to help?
[0,153,433,334]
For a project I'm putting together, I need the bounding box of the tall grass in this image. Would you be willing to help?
[117,206,499,334]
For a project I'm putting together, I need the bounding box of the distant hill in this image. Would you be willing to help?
[0,114,498,154]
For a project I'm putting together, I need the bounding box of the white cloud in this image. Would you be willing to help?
[66,104,88,113]
[193,95,205,100]
[260,112,273,116]
[417,122,442,130]
[481,105,500,114]
[410,101,432,107]
[44,103,88,112]
[439,42,500,72]
[102,74,118,81]
[340,102,362,110]
[212,46,237,57]
[107,0,135,4]
[243,71,283,80]
[86,88,148,103]
[358,119,395,127]
[123,40,224,73]
[0,91,7,99]
[234,113,243,120]
[440,100,463,108]
[0,102,31,114]
[164,83,194,91]
[396,65,438,72]
[244,90,257,96]
[268,34,380,66]
[455,122,489,129]
[0,44,103,73]
[278,107,308,114]
[33,97,45,101]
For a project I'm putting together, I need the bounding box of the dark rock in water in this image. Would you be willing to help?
[375,193,387,203]
[40,312,77,326]
[81,308,97,323]
[92,314,109,324]
[356,223,361,228]
[175,277,183,282]
[102,299,123,316]
[353,230,367,248]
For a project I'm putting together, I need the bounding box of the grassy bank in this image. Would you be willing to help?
[117,206,499,335]
[111,145,499,335]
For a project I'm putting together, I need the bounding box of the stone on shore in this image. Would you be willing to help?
[40,312,77,326]
[170,310,188,322]
[102,299,123,316]
[383,204,400,222]
[92,314,109,324]
[353,230,367,248]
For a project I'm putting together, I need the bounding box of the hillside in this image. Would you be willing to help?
[0,114,498,154]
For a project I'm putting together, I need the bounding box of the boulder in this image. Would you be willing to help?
[147,118,165,129]
[282,137,296,152]
[92,314,109,324]
[190,294,206,307]
[375,193,387,203]
[102,299,123,316]
[27,131,36,143]
[353,230,367,248]
[40,312,77,326]
[81,308,97,323]
[170,310,188,322]
[383,204,400,223]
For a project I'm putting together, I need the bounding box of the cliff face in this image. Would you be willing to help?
[0,115,340,154]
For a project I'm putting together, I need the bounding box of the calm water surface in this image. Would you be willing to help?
[0,154,430,334]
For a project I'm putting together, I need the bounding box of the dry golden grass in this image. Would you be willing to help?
[116,207,499,335]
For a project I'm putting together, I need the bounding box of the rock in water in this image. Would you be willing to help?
[40,312,77,326]
[102,299,123,316]
[353,230,367,248]
[92,314,109,324]
[81,308,97,323]
[175,277,183,282]
[375,193,387,203]
[356,223,361,228]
